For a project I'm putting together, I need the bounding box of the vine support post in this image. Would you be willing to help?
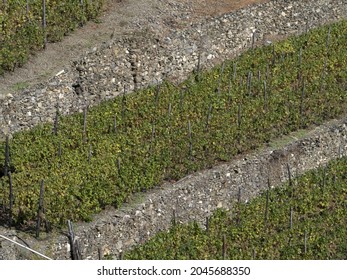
[237,103,241,129]
[117,158,121,175]
[217,62,225,96]
[88,144,92,164]
[263,80,267,112]
[264,188,269,224]
[251,32,255,49]
[287,163,292,188]
[83,106,88,142]
[26,0,30,18]
[4,135,10,177]
[247,71,252,96]
[299,79,305,128]
[195,52,201,82]
[205,103,213,132]
[53,102,59,136]
[80,0,85,26]
[8,171,13,227]
[238,187,242,204]
[58,141,62,158]
[172,209,176,226]
[42,0,47,49]
[289,207,293,229]
[36,180,47,238]
[113,115,117,134]
[252,248,257,260]
[188,120,192,157]
[68,220,81,260]
[222,234,227,259]
[233,62,237,82]
[304,230,308,255]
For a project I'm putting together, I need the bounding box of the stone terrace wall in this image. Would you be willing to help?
[1,0,346,139]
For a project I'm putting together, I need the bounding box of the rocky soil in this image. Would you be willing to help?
[0,0,267,96]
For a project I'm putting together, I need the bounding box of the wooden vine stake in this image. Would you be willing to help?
[113,115,117,134]
[227,78,232,109]
[36,180,49,238]
[222,234,227,259]
[299,79,305,128]
[150,124,156,153]
[319,58,327,93]
[80,0,85,26]
[321,164,327,190]
[53,102,59,135]
[83,106,87,142]
[179,88,184,111]
[122,85,126,121]
[168,103,172,120]
[265,64,269,81]
[172,210,176,226]
[26,0,30,18]
[237,103,242,129]
[338,141,343,158]
[116,158,122,178]
[252,249,257,260]
[42,0,47,49]
[264,188,269,224]
[263,80,267,112]
[251,32,255,49]
[237,103,242,149]
[287,163,293,188]
[98,247,102,260]
[154,84,160,111]
[217,62,225,96]
[195,52,201,82]
[237,187,242,204]
[88,144,92,164]
[297,48,303,91]
[205,103,213,131]
[8,171,13,227]
[4,135,10,177]
[304,230,308,255]
[188,120,193,158]
[247,71,252,96]
[289,207,293,229]
[325,25,331,50]
[233,62,237,81]
[68,220,81,260]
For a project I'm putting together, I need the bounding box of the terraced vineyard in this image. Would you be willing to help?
[124,156,347,260]
[0,19,346,230]
[0,0,104,74]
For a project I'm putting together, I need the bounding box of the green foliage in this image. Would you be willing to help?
[0,0,104,74]
[0,20,346,229]
[125,157,347,260]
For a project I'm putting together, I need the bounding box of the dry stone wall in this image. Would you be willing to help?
[1,0,347,139]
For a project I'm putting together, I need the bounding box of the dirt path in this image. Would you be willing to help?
[0,0,268,96]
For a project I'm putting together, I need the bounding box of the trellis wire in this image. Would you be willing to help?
[0,234,52,260]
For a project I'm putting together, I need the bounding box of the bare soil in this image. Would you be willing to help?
[0,0,268,96]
